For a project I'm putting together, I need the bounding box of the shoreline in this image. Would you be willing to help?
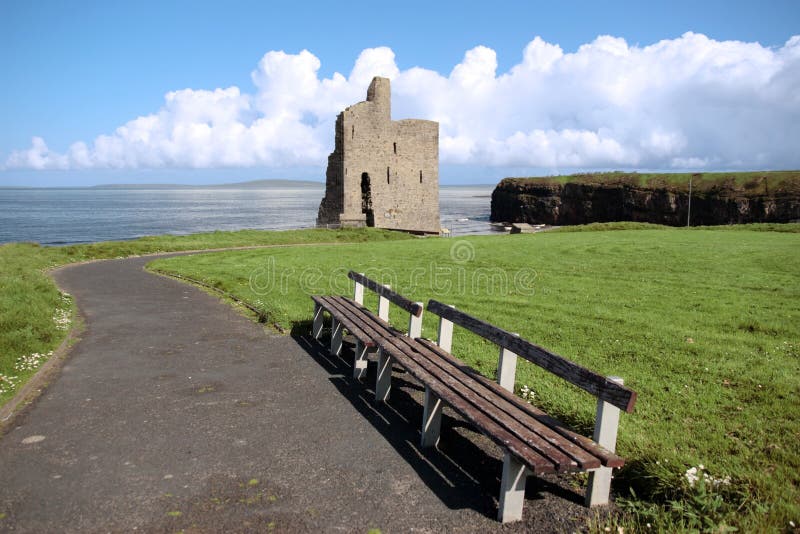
[0,186,496,246]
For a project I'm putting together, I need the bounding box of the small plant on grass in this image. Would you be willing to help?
[0,374,18,396]
[608,461,750,533]
[518,384,535,402]
[14,351,52,372]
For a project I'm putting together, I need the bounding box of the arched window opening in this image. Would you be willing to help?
[419,170,423,183]
[387,167,390,184]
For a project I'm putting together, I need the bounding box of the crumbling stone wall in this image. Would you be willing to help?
[316,77,440,233]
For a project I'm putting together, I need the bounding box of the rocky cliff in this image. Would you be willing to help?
[490,172,800,226]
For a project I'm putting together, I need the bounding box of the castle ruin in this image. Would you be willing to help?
[316,77,440,233]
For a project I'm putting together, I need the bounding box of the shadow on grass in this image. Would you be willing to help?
[290,321,584,519]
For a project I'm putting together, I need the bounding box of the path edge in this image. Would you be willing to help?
[1,240,355,432]
[0,293,84,437]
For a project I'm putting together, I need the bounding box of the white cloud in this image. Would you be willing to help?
[5,33,800,172]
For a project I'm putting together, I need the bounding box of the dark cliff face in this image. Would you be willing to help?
[491,177,800,226]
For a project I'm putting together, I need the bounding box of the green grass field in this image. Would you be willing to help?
[148,225,800,532]
[0,228,412,407]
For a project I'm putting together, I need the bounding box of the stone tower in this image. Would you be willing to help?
[316,77,440,233]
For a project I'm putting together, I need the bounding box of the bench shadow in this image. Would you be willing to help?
[291,329,585,518]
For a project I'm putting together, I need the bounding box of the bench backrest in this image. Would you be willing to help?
[427,299,637,413]
[349,271,423,337]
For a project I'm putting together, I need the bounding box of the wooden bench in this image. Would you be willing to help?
[372,300,637,522]
[309,274,638,523]
[311,271,423,380]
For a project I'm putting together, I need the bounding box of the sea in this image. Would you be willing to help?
[0,185,497,245]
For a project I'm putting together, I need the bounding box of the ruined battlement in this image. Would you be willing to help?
[316,77,440,233]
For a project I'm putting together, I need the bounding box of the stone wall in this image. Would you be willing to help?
[317,77,440,233]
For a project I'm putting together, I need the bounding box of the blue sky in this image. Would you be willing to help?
[1,0,799,186]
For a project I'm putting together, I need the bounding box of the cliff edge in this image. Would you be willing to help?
[490,172,800,226]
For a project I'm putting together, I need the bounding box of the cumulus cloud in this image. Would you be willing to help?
[5,33,800,171]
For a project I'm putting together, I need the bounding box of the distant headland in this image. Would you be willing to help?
[491,171,800,226]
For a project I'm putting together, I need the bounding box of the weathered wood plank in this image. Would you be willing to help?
[333,297,618,469]
[377,335,557,474]
[409,338,601,469]
[314,296,376,347]
[381,334,578,471]
[312,293,627,471]
[332,298,590,471]
[348,271,423,317]
[427,300,637,413]
[324,296,402,342]
[415,338,623,468]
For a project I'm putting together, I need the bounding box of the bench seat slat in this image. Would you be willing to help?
[312,296,377,347]
[317,295,402,343]
[327,299,553,472]
[415,338,625,469]
[332,297,604,473]
[382,336,580,472]
[313,293,625,473]
[408,338,605,470]
[377,336,558,474]
[427,300,637,414]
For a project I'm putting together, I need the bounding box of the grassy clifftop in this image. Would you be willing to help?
[493,171,800,226]
[501,170,800,195]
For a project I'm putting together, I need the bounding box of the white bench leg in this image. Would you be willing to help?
[353,340,369,380]
[586,376,623,507]
[420,386,442,448]
[330,318,343,357]
[586,467,613,507]
[375,348,393,402]
[498,451,527,523]
[312,303,324,340]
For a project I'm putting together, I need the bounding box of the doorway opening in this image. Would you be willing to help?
[360,172,374,227]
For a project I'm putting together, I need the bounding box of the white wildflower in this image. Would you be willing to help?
[685,466,699,487]
[0,373,19,395]
[52,308,72,330]
[684,464,731,488]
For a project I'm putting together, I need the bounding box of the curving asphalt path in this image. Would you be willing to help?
[0,254,591,533]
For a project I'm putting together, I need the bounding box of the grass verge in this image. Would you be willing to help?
[0,228,412,407]
[149,225,800,532]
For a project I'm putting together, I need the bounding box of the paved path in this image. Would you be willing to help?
[0,255,589,533]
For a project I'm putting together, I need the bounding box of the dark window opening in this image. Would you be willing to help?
[360,172,374,227]
[419,170,423,183]
[393,142,397,154]
[387,167,390,184]
[351,125,355,139]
